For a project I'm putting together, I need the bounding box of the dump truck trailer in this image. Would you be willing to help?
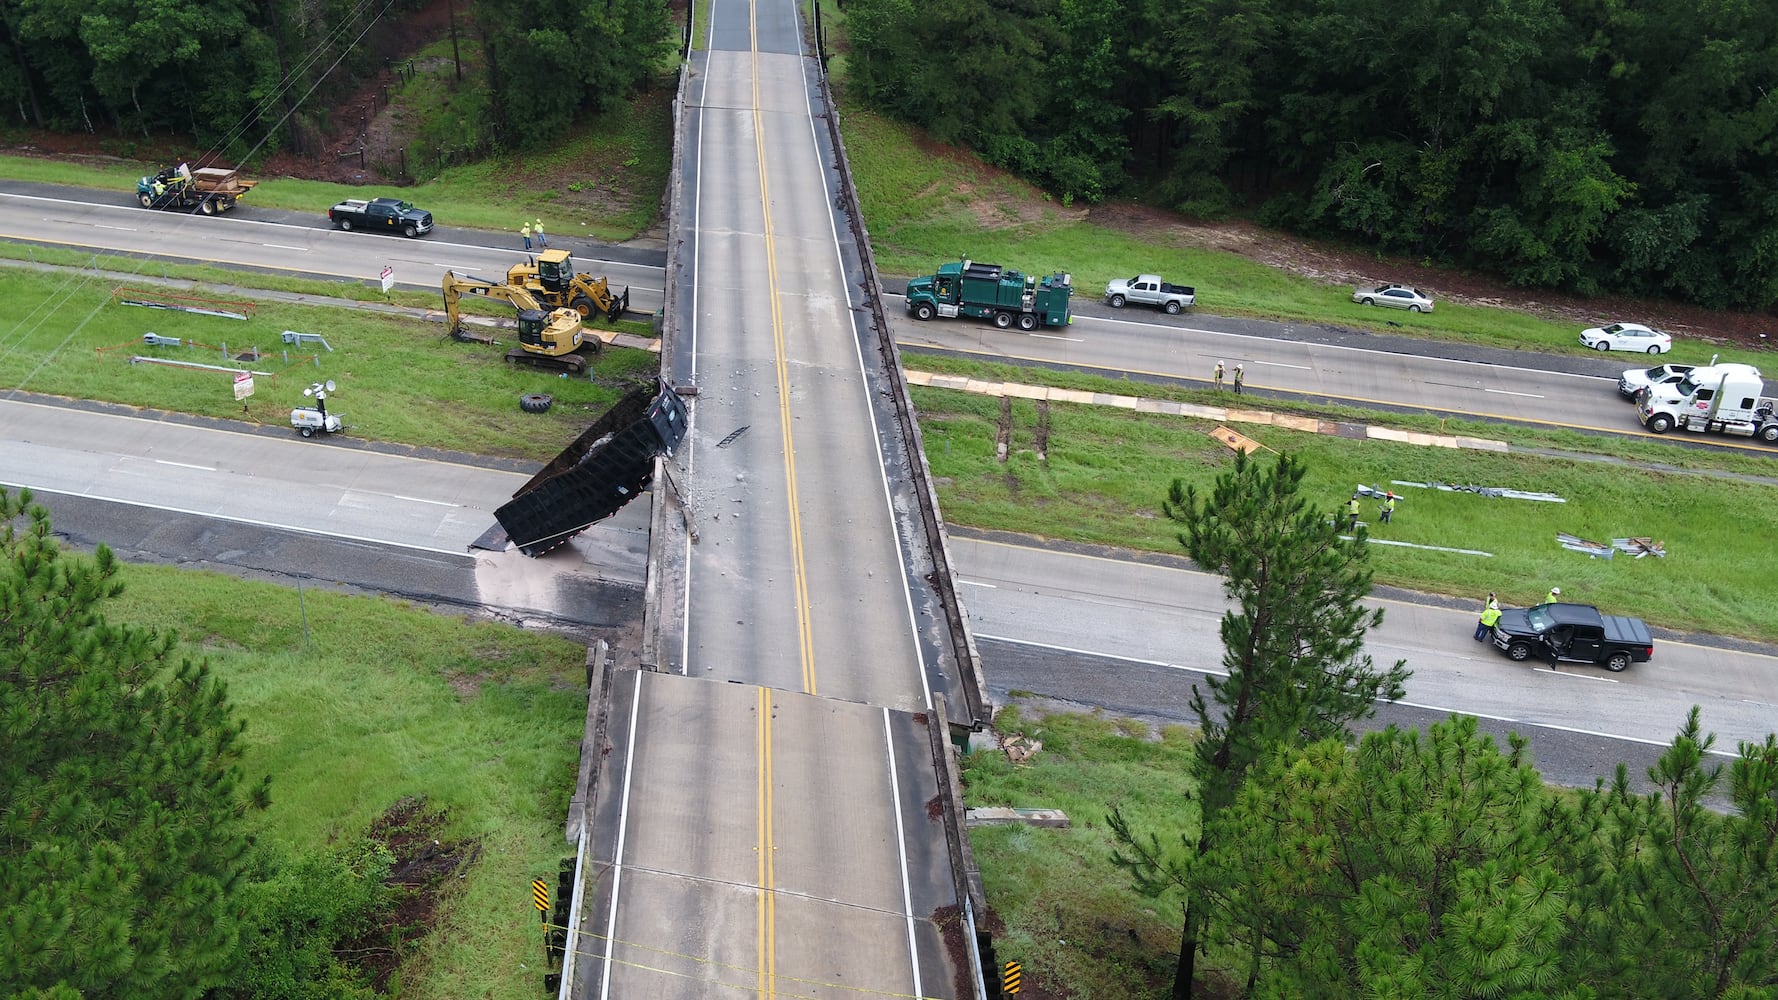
[904,259,1073,331]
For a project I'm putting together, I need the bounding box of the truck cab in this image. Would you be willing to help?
[1637,363,1778,441]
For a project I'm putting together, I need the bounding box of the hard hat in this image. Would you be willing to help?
[1551,587,1561,595]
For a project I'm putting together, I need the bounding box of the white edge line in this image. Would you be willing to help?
[5,484,475,559]
[883,707,925,1000]
[556,824,589,1000]
[797,28,933,712]
[679,4,711,677]
[598,669,645,999]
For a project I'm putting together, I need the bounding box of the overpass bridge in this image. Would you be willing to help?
[560,2,992,997]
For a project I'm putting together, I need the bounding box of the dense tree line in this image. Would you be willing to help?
[845,0,1778,309]
[0,0,671,160]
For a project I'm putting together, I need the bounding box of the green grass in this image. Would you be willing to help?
[0,266,659,461]
[964,706,1197,1000]
[914,384,1778,642]
[838,106,1760,370]
[102,561,588,1000]
[0,85,673,243]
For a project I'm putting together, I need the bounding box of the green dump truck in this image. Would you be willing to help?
[904,259,1073,331]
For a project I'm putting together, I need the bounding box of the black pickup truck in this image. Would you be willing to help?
[327,197,433,237]
[1490,602,1654,672]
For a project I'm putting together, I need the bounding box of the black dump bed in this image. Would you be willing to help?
[495,383,688,555]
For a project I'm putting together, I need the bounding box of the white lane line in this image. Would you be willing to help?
[262,243,309,252]
[4,485,474,559]
[598,670,645,1000]
[92,224,139,232]
[1030,334,1083,342]
[1484,388,1544,398]
[958,579,998,589]
[154,459,216,472]
[1250,359,1312,370]
[882,708,925,1000]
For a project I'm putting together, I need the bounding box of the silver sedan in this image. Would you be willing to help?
[1352,283,1434,313]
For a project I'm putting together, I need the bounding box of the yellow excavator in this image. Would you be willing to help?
[504,249,630,321]
[441,270,616,374]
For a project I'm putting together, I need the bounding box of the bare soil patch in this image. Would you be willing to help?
[339,796,481,991]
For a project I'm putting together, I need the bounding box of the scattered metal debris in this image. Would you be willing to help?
[1354,484,1402,502]
[1209,424,1274,454]
[1614,537,1666,558]
[715,425,750,448]
[1001,734,1042,764]
[141,332,185,347]
[1358,537,1493,557]
[1557,532,1615,559]
[113,286,254,320]
[1393,480,1565,503]
[281,330,334,351]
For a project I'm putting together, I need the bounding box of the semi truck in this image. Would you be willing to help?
[904,259,1073,331]
[1636,363,1778,442]
[136,164,257,214]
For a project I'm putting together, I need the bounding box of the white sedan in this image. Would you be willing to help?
[1581,322,1671,354]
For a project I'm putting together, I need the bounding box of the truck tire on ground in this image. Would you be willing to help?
[1164,300,1182,315]
[1647,413,1674,434]
[404,224,418,238]
[1017,313,1038,332]
[139,193,154,208]
[340,218,353,231]
[1109,294,1126,308]
[913,302,934,321]
[1762,424,1778,442]
[520,393,554,414]
[1506,642,1532,661]
[1605,652,1631,672]
[571,295,595,318]
[993,312,1013,329]
[200,199,216,216]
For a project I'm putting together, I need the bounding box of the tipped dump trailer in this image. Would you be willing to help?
[495,383,688,556]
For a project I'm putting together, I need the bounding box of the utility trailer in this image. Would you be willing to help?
[137,164,257,214]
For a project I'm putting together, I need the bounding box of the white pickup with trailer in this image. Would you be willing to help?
[1636,363,1778,442]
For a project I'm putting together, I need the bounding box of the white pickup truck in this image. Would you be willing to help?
[1104,274,1195,314]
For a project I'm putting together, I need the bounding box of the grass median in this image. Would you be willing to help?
[913,379,1778,643]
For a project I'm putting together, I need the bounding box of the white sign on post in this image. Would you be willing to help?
[233,372,254,400]
[380,265,394,293]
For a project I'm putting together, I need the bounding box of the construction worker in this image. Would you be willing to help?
[1487,591,1500,612]
[1476,598,1503,641]
[521,222,533,251]
[1379,492,1396,524]
[1232,363,1245,394]
[1346,493,1361,531]
[1546,586,1562,605]
[1213,360,1225,390]
[534,219,548,248]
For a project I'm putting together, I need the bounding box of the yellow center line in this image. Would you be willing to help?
[755,686,777,998]
[748,0,818,696]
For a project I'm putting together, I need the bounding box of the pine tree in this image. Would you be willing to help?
[0,488,270,998]
[1110,451,1410,999]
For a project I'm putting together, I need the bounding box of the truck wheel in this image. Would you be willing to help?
[1109,294,1126,308]
[1605,652,1631,672]
[1506,642,1532,662]
[1761,424,1778,443]
[403,224,419,238]
[1164,300,1182,315]
[993,312,1013,330]
[1647,413,1674,434]
[1017,313,1038,332]
[571,294,595,318]
[913,302,934,321]
[340,219,353,231]
[520,393,554,414]
[200,199,216,216]
[139,193,154,208]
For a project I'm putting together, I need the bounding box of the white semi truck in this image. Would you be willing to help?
[1636,363,1778,442]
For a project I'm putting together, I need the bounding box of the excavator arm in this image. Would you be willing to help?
[441,270,592,372]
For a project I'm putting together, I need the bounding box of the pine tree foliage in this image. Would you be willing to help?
[1202,718,1586,998]
[0,488,269,999]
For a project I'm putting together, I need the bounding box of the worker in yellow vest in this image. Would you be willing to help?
[1346,494,1361,532]
[1475,596,1502,641]
[1546,586,1562,605]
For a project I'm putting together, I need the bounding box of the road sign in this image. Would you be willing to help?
[233,372,254,400]
[532,878,549,914]
[380,265,395,294]
[1002,960,1022,993]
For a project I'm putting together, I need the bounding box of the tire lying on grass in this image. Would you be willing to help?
[520,393,554,414]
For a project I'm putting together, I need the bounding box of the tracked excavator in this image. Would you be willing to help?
[441,270,617,374]
[505,249,631,321]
